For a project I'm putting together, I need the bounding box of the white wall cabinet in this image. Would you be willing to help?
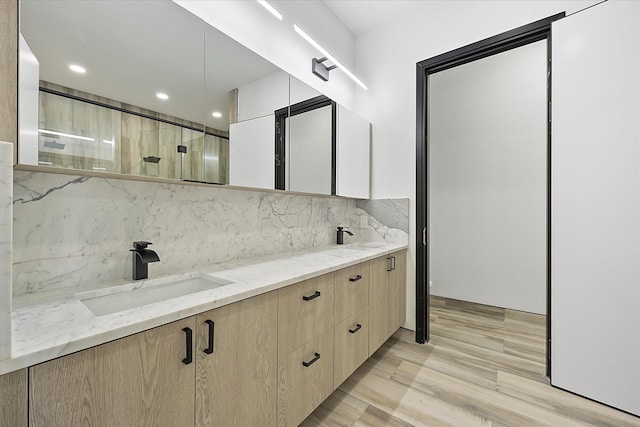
[551,0,640,416]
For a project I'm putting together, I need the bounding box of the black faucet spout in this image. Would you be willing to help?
[336,227,354,245]
[130,241,160,280]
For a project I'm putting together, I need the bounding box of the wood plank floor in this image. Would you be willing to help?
[302,296,640,426]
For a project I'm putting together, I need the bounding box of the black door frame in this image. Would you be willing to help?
[415,13,563,377]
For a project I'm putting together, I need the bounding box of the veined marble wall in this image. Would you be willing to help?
[13,170,409,296]
[0,142,13,359]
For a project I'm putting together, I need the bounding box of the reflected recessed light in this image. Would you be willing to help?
[69,64,86,74]
[212,111,222,118]
[156,92,169,100]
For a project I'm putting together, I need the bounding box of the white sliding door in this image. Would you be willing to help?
[551,0,640,415]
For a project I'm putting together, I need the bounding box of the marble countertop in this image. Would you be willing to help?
[1,242,407,375]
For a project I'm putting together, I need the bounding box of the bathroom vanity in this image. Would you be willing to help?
[2,244,407,426]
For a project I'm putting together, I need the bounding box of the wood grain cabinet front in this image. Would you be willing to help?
[29,318,197,427]
[334,261,369,324]
[0,369,28,427]
[277,273,335,357]
[195,291,277,427]
[369,250,407,356]
[333,308,369,387]
[277,328,334,427]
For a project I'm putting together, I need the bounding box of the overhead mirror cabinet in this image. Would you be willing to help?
[18,0,370,199]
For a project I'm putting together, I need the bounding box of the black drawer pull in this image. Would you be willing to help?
[349,324,362,334]
[349,274,362,282]
[302,291,321,301]
[302,352,321,367]
[204,320,215,355]
[182,327,193,365]
[391,256,396,271]
[387,257,392,272]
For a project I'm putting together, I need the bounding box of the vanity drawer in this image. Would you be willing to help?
[334,261,370,323]
[277,328,334,427]
[277,273,335,356]
[334,308,369,387]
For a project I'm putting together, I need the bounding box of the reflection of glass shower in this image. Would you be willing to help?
[38,89,229,184]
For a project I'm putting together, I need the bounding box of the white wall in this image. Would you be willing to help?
[353,0,599,329]
[551,0,640,415]
[336,105,370,199]
[429,40,547,314]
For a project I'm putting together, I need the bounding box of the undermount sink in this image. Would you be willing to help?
[81,275,234,316]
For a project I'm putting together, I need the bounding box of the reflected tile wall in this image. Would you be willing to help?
[12,171,366,296]
[0,142,13,359]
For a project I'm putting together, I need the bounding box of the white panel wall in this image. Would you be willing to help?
[429,41,547,314]
[552,0,640,415]
[18,34,39,166]
[228,116,274,190]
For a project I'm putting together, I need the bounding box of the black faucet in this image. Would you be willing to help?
[336,227,353,245]
[130,241,160,280]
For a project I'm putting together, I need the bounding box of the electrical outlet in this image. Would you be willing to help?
[359,214,369,229]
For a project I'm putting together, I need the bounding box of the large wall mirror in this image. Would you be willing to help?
[18,0,370,198]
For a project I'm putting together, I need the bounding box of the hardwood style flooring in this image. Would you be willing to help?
[302,296,640,427]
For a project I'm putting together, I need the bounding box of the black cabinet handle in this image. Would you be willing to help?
[204,320,215,355]
[349,324,362,334]
[349,274,362,282]
[391,256,396,271]
[387,257,392,272]
[182,327,193,365]
[302,291,321,301]
[302,352,321,367]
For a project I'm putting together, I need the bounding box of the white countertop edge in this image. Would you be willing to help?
[1,242,407,375]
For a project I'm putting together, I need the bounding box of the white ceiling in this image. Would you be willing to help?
[323,0,433,36]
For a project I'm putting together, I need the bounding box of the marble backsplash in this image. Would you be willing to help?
[0,143,13,359]
[13,170,408,296]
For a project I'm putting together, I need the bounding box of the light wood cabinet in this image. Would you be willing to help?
[277,273,336,427]
[369,250,407,356]
[195,292,277,427]
[277,273,335,356]
[277,328,334,427]
[389,251,407,334]
[334,308,369,386]
[0,369,28,427]
[29,318,196,427]
[334,261,369,323]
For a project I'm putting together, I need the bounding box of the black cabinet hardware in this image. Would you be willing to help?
[302,291,321,301]
[349,274,362,282]
[204,320,215,355]
[387,257,392,272]
[302,352,321,367]
[349,324,362,334]
[182,327,193,365]
[391,256,396,271]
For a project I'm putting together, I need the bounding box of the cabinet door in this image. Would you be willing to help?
[334,261,369,323]
[334,308,369,387]
[278,273,335,356]
[29,318,196,427]
[195,292,277,427]
[389,250,407,333]
[369,255,391,356]
[278,328,334,427]
[0,369,27,426]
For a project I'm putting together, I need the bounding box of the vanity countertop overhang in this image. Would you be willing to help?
[1,242,407,375]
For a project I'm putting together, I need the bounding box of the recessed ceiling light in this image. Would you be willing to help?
[257,0,282,20]
[212,111,222,118]
[156,92,169,100]
[69,64,86,74]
